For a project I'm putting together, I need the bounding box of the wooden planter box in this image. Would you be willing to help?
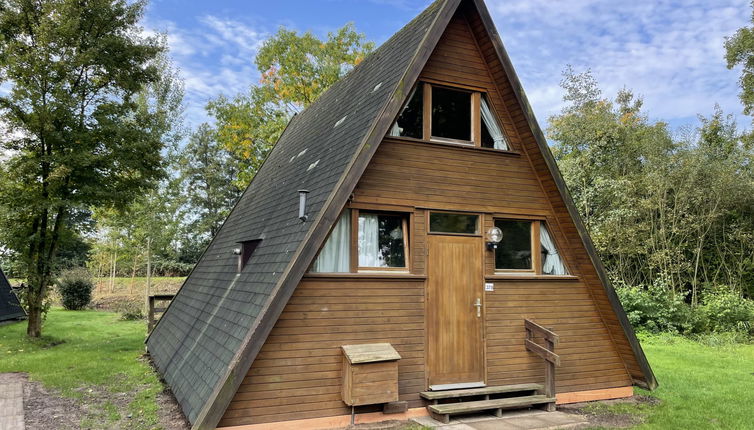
[341,343,401,406]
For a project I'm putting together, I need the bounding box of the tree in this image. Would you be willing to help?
[0,0,166,337]
[208,24,374,187]
[726,3,754,115]
[549,68,754,302]
[177,124,242,248]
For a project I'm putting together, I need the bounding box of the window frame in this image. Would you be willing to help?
[427,210,481,237]
[351,208,411,273]
[492,218,539,274]
[390,80,513,152]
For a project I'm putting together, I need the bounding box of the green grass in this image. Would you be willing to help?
[585,333,754,429]
[0,308,163,429]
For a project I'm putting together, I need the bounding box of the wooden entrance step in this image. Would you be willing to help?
[427,394,556,424]
[420,383,543,402]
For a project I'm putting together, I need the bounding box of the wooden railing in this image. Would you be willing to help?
[147,294,175,333]
[524,319,560,409]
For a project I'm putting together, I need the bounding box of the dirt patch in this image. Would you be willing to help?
[23,376,86,430]
[16,372,190,430]
[340,420,426,430]
[156,388,191,430]
[559,395,660,428]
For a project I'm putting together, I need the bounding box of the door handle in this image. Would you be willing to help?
[473,298,482,317]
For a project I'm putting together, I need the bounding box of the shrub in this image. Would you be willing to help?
[57,268,94,310]
[699,287,754,334]
[616,278,697,335]
[114,300,144,321]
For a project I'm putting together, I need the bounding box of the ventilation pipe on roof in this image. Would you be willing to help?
[298,190,309,222]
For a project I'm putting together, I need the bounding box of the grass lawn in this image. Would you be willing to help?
[583,333,754,429]
[0,308,165,429]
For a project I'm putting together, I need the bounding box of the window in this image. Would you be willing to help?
[429,212,479,235]
[236,239,261,272]
[390,85,423,138]
[358,212,408,269]
[310,209,411,273]
[388,82,511,150]
[431,86,471,142]
[493,219,569,275]
[311,211,351,273]
[494,220,532,270]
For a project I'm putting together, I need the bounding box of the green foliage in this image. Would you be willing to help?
[617,282,754,337]
[549,68,754,306]
[256,23,375,107]
[208,23,374,187]
[616,281,696,335]
[0,0,168,336]
[698,287,754,334]
[57,269,94,311]
[176,123,242,248]
[726,4,754,116]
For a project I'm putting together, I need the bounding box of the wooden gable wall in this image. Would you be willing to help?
[218,6,638,428]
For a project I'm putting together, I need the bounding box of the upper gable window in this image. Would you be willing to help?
[390,85,423,139]
[388,82,510,151]
[431,86,471,142]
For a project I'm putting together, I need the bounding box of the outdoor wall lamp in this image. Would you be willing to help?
[298,190,310,222]
[486,226,503,251]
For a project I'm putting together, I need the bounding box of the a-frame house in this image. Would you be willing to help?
[147,0,656,428]
[0,267,26,323]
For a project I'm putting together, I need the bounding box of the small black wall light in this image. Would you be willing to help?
[486,226,503,251]
[298,190,310,222]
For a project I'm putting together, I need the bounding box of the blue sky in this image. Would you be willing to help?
[143,0,751,134]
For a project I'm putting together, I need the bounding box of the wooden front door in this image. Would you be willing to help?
[427,234,485,387]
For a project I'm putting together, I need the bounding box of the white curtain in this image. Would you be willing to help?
[358,214,383,267]
[311,211,351,272]
[481,97,509,150]
[388,86,418,137]
[388,122,401,137]
[540,224,568,275]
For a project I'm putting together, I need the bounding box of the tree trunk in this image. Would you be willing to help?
[26,300,43,337]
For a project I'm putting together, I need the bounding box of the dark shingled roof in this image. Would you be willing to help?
[0,268,25,322]
[147,1,457,427]
[147,0,656,428]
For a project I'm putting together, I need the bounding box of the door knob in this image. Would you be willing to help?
[473,298,482,317]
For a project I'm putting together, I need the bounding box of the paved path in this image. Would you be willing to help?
[412,410,587,430]
[0,373,25,430]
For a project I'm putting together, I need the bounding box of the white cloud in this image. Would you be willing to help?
[141,16,269,128]
[487,0,751,129]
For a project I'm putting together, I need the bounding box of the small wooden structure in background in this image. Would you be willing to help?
[341,343,401,407]
[147,294,174,333]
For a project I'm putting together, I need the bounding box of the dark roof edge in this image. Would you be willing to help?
[468,0,657,390]
[145,113,301,347]
[190,2,462,429]
[0,267,27,320]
